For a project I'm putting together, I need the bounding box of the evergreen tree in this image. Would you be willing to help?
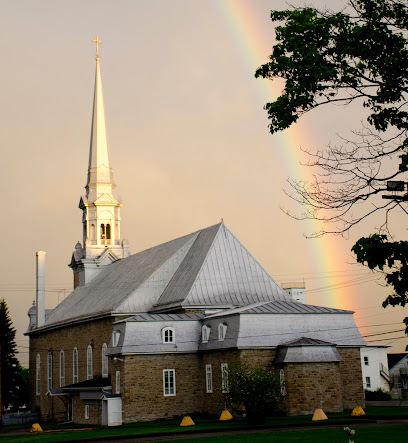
[0,299,20,409]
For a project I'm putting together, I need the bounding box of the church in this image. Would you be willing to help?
[27,40,366,426]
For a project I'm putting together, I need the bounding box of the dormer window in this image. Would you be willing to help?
[202,325,211,343]
[218,323,227,341]
[162,327,175,344]
[112,330,121,347]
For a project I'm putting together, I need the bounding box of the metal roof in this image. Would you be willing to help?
[125,313,204,322]
[44,227,202,327]
[205,300,352,318]
[279,337,336,347]
[41,222,292,330]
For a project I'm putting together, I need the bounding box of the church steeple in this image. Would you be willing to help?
[70,37,130,289]
[86,36,116,202]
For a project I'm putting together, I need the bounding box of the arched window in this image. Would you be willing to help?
[60,350,65,387]
[106,224,111,242]
[100,224,105,240]
[36,354,41,395]
[162,327,175,343]
[102,343,108,378]
[202,325,211,343]
[218,323,227,341]
[87,345,93,380]
[47,352,53,390]
[73,348,78,384]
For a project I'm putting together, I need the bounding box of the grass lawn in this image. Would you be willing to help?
[169,425,408,442]
[0,406,407,442]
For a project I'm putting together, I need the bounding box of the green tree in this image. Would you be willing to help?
[226,364,284,424]
[255,0,408,337]
[0,299,20,409]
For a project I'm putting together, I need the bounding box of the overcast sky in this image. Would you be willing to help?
[1,0,407,367]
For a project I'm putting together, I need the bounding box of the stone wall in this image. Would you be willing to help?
[282,362,343,416]
[28,317,122,422]
[123,353,203,422]
[338,347,365,409]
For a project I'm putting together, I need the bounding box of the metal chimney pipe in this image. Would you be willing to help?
[36,251,46,327]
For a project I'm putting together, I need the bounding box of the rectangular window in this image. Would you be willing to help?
[73,348,78,384]
[364,356,369,366]
[221,363,229,393]
[85,405,90,420]
[206,364,213,393]
[163,369,176,396]
[116,371,120,394]
[366,376,371,389]
[47,352,53,391]
[36,354,41,395]
[60,351,65,387]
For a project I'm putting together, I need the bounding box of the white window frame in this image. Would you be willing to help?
[112,330,121,347]
[87,345,93,380]
[205,364,213,393]
[202,325,211,343]
[102,343,108,378]
[221,363,229,393]
[366,376,371,389]
[60,350,65,387]
[47,352,53,390]
[218,323,227,341]
[116,370,120,394]
[280,369,286,396]
[36,354,41,395]
[162,327,175,344]
[163,369,176,396]
[73,348,78,384]
[364,356,369,366]
[85,404,90,420]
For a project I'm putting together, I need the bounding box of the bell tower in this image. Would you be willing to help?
[70,37,130,289]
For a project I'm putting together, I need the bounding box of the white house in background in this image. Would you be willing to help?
[360,346,390,391]
[281,282,306,304]
[387,353,408,399]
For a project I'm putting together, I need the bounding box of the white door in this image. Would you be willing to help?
[107,398,122,426]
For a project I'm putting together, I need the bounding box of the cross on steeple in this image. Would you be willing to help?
[92,36,102,58]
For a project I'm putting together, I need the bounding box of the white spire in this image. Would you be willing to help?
[86,36,116,202]
[70,38,130,289]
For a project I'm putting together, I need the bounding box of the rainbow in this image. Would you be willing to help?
[213,0,351,310]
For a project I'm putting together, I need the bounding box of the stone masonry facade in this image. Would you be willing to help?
[28,316,123,423]
[29,319,364,423]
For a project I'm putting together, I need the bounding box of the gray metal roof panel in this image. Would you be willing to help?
[151,224,221,309]
[125,313,204,322]
[207,300,353,317]
[44,229,202,327]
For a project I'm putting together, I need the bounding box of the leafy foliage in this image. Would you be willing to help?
[0,299,21,409]
[255,1,408,236]
[364,387,392,400]
[352,234,408,333]
[226,364,285,424]
[256,0,408,339]
[256,0,408,137]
